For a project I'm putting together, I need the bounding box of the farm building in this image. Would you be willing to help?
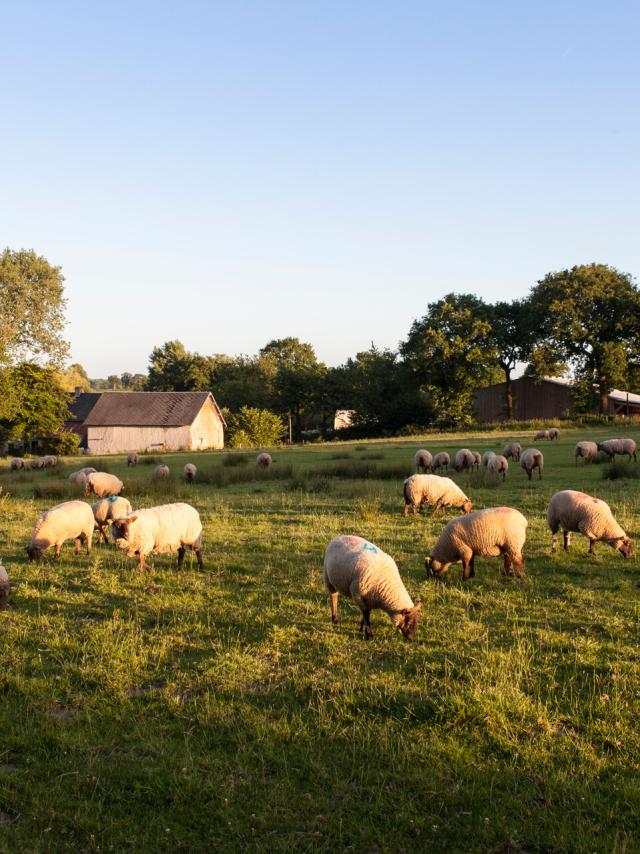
[474,376,574,423]
[66,391,225,454]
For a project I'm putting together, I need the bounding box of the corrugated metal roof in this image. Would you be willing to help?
[609,388,640,405]
[83,391,224,427]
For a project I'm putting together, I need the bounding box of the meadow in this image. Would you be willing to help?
[1,427,639,853]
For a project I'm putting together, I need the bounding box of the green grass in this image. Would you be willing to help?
[1,427,640,852]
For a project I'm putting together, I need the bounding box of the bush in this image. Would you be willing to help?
[312,461,411,480]
[602,462,640,481]
[223,453,250,467]
[140,455,163,465]
[227,407,284,448]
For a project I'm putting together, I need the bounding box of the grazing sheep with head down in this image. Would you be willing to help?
[426,507,528,580]
[92,496,133,544]
[575,441,598,466]
[487,454,509,481]
[597,438,637,463]
[547,490,633,558]
[0,564,10,609]
[30,457,45,470]
[432,452,450,473]
[323,535,421,640]
[112,502,203,571]
[471,451,481,469]
[183,463,197,483]
[548,428,559,440]
[27,500,95,562]
[403,474,472,517]
[414,449,432,472]
[10,458,26,472]
[454,449,475,472]
[127,453,138,467]
[256,453,272,468]
[535,430,550,441]
[482,451,496,467]
[521,448,544,481]
[502,442,521,462]
[84,472,124,498]
[154,464,170,480]
[69,466,97,488]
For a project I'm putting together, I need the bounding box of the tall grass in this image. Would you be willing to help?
[313,460,411,480]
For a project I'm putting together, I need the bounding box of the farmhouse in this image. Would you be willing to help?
[66,391,225,454]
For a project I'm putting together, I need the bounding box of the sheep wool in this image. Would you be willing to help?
[127,453,138,467]
[454,449,475,472]
[323,535,420,640]
[521,448,544,480]
[257,453,272,468]
[0,562,9,609]
[403,474,472,517]
[487,454,508,480]
[183,463,197,483]
[154,464,170,479]
[535,430,550,441]
[426,507,528,580]
[414,450,433,472]
[597,438,637,462]
[575,441,598,465]
[27,500,95,562]
[547,490,632,557]
[471,451,481,469]
[548,428,559,440]
[432,452,450,473]
[92,496,133,543]
[502,442,521,462]
[112,502,203,570]
[482,451,496,467]
[84,472,124,498]
[10,458,26,471]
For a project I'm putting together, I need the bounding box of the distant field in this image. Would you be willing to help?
[1,426,639,852]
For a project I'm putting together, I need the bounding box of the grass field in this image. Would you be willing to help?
[1,428,640,853]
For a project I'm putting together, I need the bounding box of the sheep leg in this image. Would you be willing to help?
[136,552,147,571]
[462,556,474,581]
[513,556,524,578]
[526,469,532,481]
[551,532,558,553]
[588,539,596,556]
[502,553,512,575]
[74,538,81,556]
[563,531,571,551]
[538,468,542,480]
[360,609,373,639]
[403,503,409,518]
[431,500,443,517]
[195,547,204,569]
[177,546,185,571]
[330,591,339,623]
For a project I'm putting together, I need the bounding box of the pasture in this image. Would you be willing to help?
[1,428,639,853]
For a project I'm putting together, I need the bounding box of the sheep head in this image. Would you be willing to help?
[399,603,421,640]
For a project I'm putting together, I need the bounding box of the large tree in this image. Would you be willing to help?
[0,363,70,446]
[147,340,215,391]
[490,300,537,419]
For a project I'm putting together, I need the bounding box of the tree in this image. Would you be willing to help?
[0,363,70,446]
[227,407,284,447]
[490,300,537,419]
[259,338,323,439]
[147,340,215,391]
[57,363,92,392]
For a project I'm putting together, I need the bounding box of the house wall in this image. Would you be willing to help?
[87,426,193,454]
[190,398,224,449]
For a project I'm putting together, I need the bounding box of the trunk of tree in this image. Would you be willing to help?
[502,367,513,420]
[599,381,609,415]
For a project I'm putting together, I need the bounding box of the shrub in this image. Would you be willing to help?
[47,431,81,456]
[223,453,250,467]
[312,461,411,480]
[140,455,163,465]
[602,462,640,481]
[227,407,284,448]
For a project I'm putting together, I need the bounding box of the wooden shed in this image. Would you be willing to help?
[473,377,574,423]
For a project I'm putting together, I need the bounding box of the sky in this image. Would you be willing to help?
[1,1,639,377]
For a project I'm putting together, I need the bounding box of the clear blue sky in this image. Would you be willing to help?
[1,1,638,376]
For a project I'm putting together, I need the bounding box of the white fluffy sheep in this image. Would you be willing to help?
[30,457,45,470]
[597,438,637,463]
[414,449,433,472]
[403,474,472,517]
[425,507,528,580]
[548,428,559,440]
[502,442,521,462]
[92,496,133,543]
[127,453,138,467]
[112,502,203,570]
[183,463,197,483]
[547,490,632,558]
[521,448,544,481]
[454,449,475,472]
[10,458,26,471]
[482,451,496,467]
[534,430,550,441]
[257,453,272,468]
[323,535,421,640]
[154,464,170,479]
[574,441,598,466]
[432,452,450,473]
[487,454,509,481]
[471,451,481,469]
[27,500,95,562]
[0,563,9,609]
[84,472,124,498]
[69,466,97,487]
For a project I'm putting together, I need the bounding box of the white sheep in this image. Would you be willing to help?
[30,457,45,470]
[432,452,450,473]
[127,453,138,467]
[574,441,598,466]
[482,451,496,467]
[69,466,97,487]
[454,449,475,472]
[92,496,133,543]
[597,438,637,463]
[154,464,170,479]
[257,453,272,468]
[403,474,472,517]
[323,535,421,640]
[42,455,58,467]
[27,500,95,562]
[521,448,544,481]
[10,458,26,471]
[414,449,433,472]
[548,428,559,440]
[111,502,203,570]
[535,429,550,441]
[471,451,481,469]
[547,490,633,558]
[84,472,124,498]
[502,442,521,462]
[425,507,528,580]
[183,463,197,483]
[0,563,9,609]
[487,454,509,481]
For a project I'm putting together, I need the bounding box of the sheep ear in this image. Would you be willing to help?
[127,515,138,524]
[412,602,422,612]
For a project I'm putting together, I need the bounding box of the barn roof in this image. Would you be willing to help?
[83,391,225,427]
[66,392,102,423]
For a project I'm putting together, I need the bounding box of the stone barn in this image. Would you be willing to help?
[73,391,225,454]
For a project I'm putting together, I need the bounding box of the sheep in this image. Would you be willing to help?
[597,438,637,463]
[83,472,124,498]
[425,507,528,580]
[323,535,421,640]
[487,454,509,481]
[482,451,496,467]
[111,502,203,571]
[521,448,544,481]
[10,458,26,471]
[127,453,138,467]
[30,457,45,470]
[535,429,550,441]
[502,442,521,462]
[68,466,98,488]
[0,563,9,609]
[547,490,633,558]
[42,455,58,467]
[92,496,133,544]
[154,464,170,479]
[454,449,475,472]
[183,463,197,483]
[432,452,450,473]
[26,500,95,562]
[257,453,272,468]
[414,449,432,472]
[575,441,598,466]
[403,474,473,517]
[548,428,559,440]
[471,451,481,469]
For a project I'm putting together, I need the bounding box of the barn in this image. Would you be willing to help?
[67,391,225,454]
[473,376,574,423]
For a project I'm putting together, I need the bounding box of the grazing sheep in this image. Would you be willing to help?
[111,502,203,570]
[432,452,450,473]
[0,563,9,609]
[471,451,481,469]
[26,500,95,562]
[414,449,433,472]
[535,430,550,441]
[257,453,272,468]
[127,453,138,467]
[323,535,421,640]
[575,441,598,466]
[403,474,473,517]
[548,428,559,440]
[154,464,170,479]
[487,454,509,481]
[30,457,45,470]
[68,466,97,488]
[454,449,475,472]
[425,507,528,580]
[502,442,521,462]
[521,448,544,481]
[42,455,58,467]
[547,490,633,558]
[84,472,124,498]
[10,458,26,471]
[597,438,637,463]
[482,451,496,467]
[92,496,133,544]
[183,463,197,483]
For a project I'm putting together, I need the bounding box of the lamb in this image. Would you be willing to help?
[403,474,473,517]
[111,502,203,570]
[425,507,528,580]
[26,500,95,562]
[92,496,133,543]
[597,438,637,463]
[548,428,559,440]
[154,464,170,479]
[183,463,197,483]
[454,449,475,472]
[257,453,272,468]
[487,454,509,481]
[432,452,450,473]
[127,453,138,467]
[10,458,26,471]
[83,472,124,498]
[414,449,433,472]
[482,451,496,467]
[0,563,9,609]
[323,535,421,640]
[535,429,550,441]
[547,490,633,558]
[575,441,598,466]
[502,442,521,462]
[521,448,544,480]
